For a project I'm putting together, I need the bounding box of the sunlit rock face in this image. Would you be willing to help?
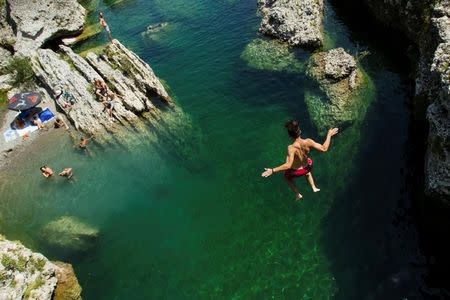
[0,237,82,300]
[257,0,324,48]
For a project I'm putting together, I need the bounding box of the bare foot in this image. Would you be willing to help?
[295,193,303,201]
[313,187,321,193]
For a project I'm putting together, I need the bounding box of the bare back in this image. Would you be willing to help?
[286,138,311,170]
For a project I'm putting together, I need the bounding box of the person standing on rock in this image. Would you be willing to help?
[261,120,338,201]
[99,12,113,42]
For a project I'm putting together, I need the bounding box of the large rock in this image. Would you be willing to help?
[354,0,450,204]
[306,48,368,132]
[258,0,324,48]
[324,48,357,81]
[0,236,81,300]
[40,216,99,251]
[0,1,15,50]
[32,40,173,137]
[427,42,450,203]
[0,237,56,300]
[52,261,82,300]
[7,0,85,56]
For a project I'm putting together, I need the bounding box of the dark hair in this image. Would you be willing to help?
[40,166,46,171]
[285,120,301,139]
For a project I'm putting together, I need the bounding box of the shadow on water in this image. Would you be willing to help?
[321,1,437,299]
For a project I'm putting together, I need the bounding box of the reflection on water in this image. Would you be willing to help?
[0,0,425,299]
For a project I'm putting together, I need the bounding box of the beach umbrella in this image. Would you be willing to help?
[8,91,42,111]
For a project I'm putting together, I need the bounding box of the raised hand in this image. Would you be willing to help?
[328,128,339,137]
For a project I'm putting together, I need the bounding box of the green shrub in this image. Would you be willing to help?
[3,57,35,86]
[23,276,45,299]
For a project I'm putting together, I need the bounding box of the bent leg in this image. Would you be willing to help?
[305,173,320,192]
[284,177,302,200]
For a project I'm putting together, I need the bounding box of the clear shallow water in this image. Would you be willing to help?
[0,0,425,299]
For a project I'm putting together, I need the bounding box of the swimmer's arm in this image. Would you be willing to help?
[262,147,295,177]
[307,128,339,152]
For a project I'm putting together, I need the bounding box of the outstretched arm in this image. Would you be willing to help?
[307,128,339,152]
[262,146,295,177]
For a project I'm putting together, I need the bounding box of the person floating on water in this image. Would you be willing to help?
[59,168,73,180]
[99,12,113,42]
[40,165,54,178]
[261,120,338,200]
[79,135,94,150]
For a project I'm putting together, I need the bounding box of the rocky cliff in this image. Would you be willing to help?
[353,0,450,204]
[0,0,173,137]
[0,237,82,300]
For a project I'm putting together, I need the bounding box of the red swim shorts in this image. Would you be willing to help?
[284,158,313,179]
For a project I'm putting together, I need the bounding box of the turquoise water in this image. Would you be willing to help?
[0,1,426,299]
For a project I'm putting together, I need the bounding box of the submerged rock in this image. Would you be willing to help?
[0,237,81,300]
[40,216,99,251]
[240,38,303,73]
[7,0,85,56]
[306,48,367,132]
[258,0,324,48]
[146,22,169,33]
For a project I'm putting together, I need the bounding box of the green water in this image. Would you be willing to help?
[0,1,426,299]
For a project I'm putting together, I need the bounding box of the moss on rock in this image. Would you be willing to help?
[240,38,304,73]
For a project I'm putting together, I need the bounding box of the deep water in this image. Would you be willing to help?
[0,0,428,299]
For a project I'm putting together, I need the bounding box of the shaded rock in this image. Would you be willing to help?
[258,0,324,48]
[427,41,450,203]
[240,38,303,73]
[0,2,15,50]
[357,0,450,204]
[0,237,57,300]
[40,216,99,251]
[62,23,102,46]
[52,261,82,300]
[7,0,86,56]
[306,48,368,132]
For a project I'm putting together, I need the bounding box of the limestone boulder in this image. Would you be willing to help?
[306,48,369,132]
[40,216,99,251]
[7,0,86,56]
[324,48,357,81]
[258,0,324,48]
[0,237,57,300]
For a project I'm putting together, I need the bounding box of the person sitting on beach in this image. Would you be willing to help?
[31,115,45,130]
[261,120,338,201]
[59,168,73,179]
[40,165,54,178]
[99,12,113,42]
[79,135,94,149]
[94,79,109,102]
[54,116,68,129]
